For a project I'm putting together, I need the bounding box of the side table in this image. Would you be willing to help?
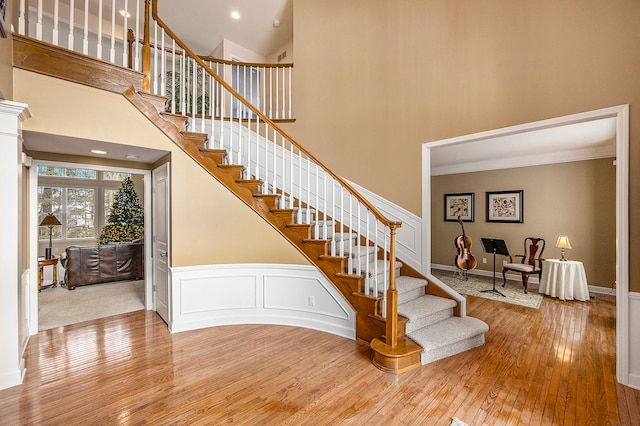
[539,259,589,301]
[38,256,59,292]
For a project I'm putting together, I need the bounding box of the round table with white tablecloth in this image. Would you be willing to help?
[538,259,590,301]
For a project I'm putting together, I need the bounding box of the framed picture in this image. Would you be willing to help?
[444,193,474,222]
[486,190,524,223]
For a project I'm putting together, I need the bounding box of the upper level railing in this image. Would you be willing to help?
[15,0,404,351]
[16,0,294,121]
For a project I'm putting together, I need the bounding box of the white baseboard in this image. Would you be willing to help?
[169,264,356,340]
[628,292,640,390]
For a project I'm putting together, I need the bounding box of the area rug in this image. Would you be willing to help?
[432,270,543,309]
[38,280,145,331]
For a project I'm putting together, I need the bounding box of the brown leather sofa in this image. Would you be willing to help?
[61,243,144,290]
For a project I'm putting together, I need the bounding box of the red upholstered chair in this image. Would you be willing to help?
[502,237,545,294]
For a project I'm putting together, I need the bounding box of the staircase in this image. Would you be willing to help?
[129,87,489,371]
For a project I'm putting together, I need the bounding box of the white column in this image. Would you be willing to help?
[0,101,31,390]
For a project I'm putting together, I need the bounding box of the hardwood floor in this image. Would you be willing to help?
[1,293,638,425]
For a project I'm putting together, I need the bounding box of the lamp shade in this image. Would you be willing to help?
[555,235,572,249]
[39,213,61,227]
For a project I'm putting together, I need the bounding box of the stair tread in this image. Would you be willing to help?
[398,294,456,319]
[408,316,489,352]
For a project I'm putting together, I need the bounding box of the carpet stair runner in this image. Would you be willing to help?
[130,90,488,368]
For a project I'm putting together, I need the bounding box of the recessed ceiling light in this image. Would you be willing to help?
[126,154,139,160]
[231,11,240,20]
[91,149,108,155]
[119,10,131,18]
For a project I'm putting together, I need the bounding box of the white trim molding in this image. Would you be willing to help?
[169,264,356,339]
[0,101,31,390]
[628,292,640,390]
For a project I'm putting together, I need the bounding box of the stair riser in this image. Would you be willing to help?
[420,335,485,365]
[398,288,425,305]
[404,308,454,334]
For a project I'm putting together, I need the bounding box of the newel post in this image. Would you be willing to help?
[142,0,151,92]
[385,223,401,348]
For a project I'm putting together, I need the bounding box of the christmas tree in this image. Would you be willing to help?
[98,176,144,245]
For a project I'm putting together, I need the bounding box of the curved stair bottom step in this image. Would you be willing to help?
[407,316,489,365]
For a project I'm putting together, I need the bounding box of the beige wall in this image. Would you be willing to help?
[286,0,640,292]
[13,69,309,268]
[431,159,616,288]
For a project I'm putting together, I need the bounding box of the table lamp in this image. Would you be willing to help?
[39,213,61,259]
[555,235,572,262]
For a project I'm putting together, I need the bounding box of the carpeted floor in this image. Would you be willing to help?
[432,269,544,309]
[38,280,146,331]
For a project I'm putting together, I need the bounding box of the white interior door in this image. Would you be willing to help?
[152,163,170,324]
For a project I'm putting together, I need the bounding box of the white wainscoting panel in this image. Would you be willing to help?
[628,292,640,390]
[346,180,422,271]
[170,264,356,339]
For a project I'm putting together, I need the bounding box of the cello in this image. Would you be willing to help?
[454,216,477,272]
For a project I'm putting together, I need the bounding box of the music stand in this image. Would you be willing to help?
[480,238,509,297]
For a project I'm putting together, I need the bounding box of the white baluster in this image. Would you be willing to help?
[170,41,175,113]
[261,66,266,116]
[19,0,27,35]
[160,29,166,97]
[110,0,115,63]
[296,147,302,223]
[288,66,292,119]
[384,226,389,314]
[356,203,361,276]
[180,51,185,113]
[269,68,273,119]
[200,60,206,133]
[219,67,225,150]
[36,0,43,40]
[191,58,197,126]
[97,0,102,60]
[82,0,89,54]
[371,213,377,295]
[134,0,140,70]
[271,129,277,194]
[121,0,128,65]
[314,164,319,238]
[340,186,345,257]
[52,0,59,45]
[289,144,294,209]
[275,67,279,120]
[331,179,336,256]
[152,21,158,94]
[305,157,311,224]
[68,0,74,50]
[322,171,328,247]
[349,193,358,274]
[278,68,287,119]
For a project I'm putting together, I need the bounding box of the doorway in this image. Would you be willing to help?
[29,161,154,333]
[421,105,630,386]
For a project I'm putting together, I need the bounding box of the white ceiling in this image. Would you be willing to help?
[430,117,617,176]
[23,132,169,164]
[156,0,293,57]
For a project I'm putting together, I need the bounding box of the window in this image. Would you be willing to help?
[37,167,138,242]
[66,188,95,238]
[38,166,96,179]
[37,186,63,240]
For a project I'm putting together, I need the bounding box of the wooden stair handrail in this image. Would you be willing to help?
[150,0,398,230]
[199,56,294,69]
